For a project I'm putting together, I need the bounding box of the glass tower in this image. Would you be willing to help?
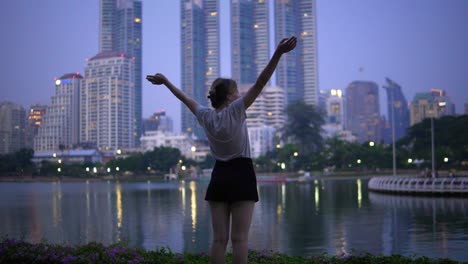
[99,0,142,146]
[181,0,220,140]
[231,0,270,85]
[275,0,319,106]
[383,78,409,141]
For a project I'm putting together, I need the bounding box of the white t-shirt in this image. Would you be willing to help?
[196,98,251,161]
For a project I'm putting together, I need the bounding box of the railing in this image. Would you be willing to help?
[368,176,468,194]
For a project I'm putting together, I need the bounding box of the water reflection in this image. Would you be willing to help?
[190,181,197,232]
[52,181,62,227]
[356,179,362,208]
[0,180,466,262]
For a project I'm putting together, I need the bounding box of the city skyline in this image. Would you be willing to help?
[1,0,467,133]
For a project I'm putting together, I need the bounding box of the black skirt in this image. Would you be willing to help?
[205,157,259,203]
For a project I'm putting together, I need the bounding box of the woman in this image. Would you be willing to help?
[146,36,296,264]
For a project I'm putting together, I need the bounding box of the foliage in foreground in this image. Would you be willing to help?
[0,238,461,264]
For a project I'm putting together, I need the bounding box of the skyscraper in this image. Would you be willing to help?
[409,89,455,126]
[34,73,81,152]
[231,0,270,85]
[0,101,26,154]
[275,0,319,106]
[181,0,220,140]
[345,81,381,143]
[99,0,142,145]
[25,104,47,149]
[81,52,135,150]
[383,78,409,141]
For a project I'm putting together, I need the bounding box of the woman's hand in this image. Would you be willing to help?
[276,36,297,54]
[146,73,168,85]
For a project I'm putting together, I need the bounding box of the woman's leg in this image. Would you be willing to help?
[230,201,255,264]
[209,201,231,264]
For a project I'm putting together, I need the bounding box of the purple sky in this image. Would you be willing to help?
[1,0,467,132]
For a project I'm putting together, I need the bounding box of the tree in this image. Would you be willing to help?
[282,101,325,156]
[400,115,468,169]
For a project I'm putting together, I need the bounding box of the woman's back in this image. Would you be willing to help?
[196,98,250,161]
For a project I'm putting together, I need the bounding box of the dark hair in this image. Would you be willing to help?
[207,78,236,108]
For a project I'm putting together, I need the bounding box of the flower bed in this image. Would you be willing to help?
[0,238,459,264]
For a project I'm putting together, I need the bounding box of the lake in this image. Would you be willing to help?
[0,178,466,261]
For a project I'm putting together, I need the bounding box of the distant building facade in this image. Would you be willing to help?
[345,81,381,143]
[321,89,357,141]
[465,103,468,115]
[34,74,82,152]
[239,84,287,130]
[382,78,410,141]
[99,0,143,145]
[81,52,135,150]
[409,89,455,126]
[140,130,207,160]
[324,89,345,128]
[32,149,102,165]
[0,101,26,154]
[231,0,270,85]
[143,110,173,133]
[181,0,220,140]
[25,104,47,149]
[248,125,275,158]
[275,0,319,106]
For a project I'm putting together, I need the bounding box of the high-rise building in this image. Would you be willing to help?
[321,89,357,141]
[0,101,26,154]
[409,89,455,126]
[34,74,82,152]
[382,78,409,141]
[248,125,275,158]
[81,52,135,150]
[345,81,381,143]
[275,0,319,106]
[238,84,286,130]
[99,0,142,145]
[231,0,269,85]
[25,104,47,149]
[181,0,220,140]
[324,89,345,127]
[143,110,174,133]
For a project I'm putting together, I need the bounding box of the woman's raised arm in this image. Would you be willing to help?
[242,36,297,109]
[146,73,199,115]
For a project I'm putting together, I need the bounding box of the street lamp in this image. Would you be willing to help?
[430,101,446,178]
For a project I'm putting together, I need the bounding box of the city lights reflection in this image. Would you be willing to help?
[179,184,186,211]
[189,181,197,230]
[357,178,362,208]
[314,185,319,211]
[116,183,123,229]
[52,182,62,227]
[281,183,286,208]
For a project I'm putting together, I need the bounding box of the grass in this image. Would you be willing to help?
[0,238,463,264]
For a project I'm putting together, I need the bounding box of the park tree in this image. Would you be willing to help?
[282,101,325,156]
[399,115,468,169]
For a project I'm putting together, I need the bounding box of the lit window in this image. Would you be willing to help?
[210,12,217,16]
[134,18,141,23]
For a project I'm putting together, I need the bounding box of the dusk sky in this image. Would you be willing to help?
[1,0,467,132]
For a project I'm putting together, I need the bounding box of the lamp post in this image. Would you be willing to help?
[390,90,397,177]
[431,101,446,178]
[383,83,397,176]
[431,116,435,178]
